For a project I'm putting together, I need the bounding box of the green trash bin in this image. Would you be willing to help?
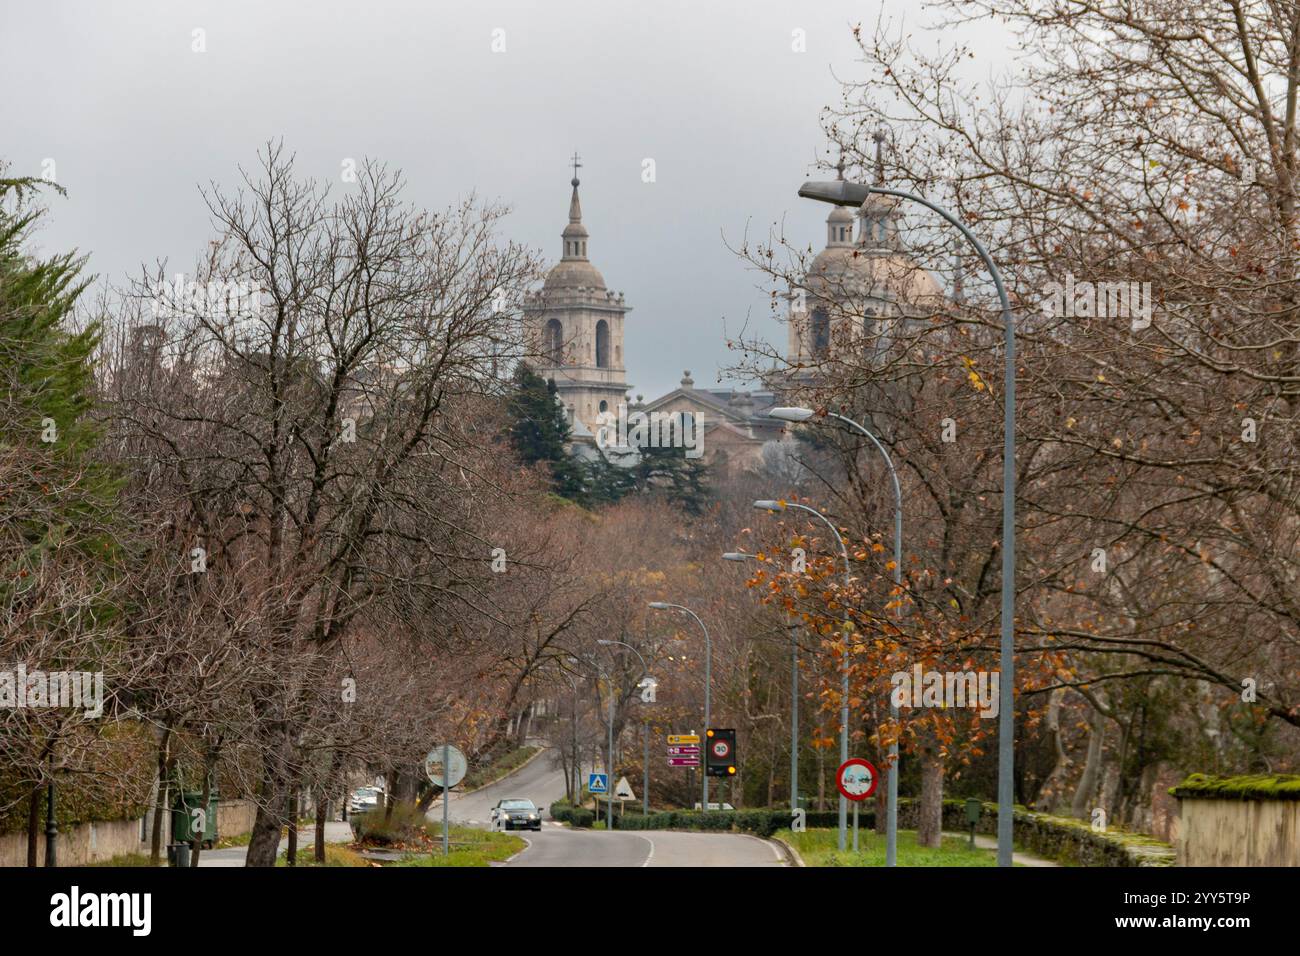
[172,790,219,847]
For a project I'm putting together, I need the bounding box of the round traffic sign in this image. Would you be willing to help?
[836,758,879,801]
[425,744,467,788]
[711,739,731,759]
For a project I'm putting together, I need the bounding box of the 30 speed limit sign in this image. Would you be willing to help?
[836,758,879,801]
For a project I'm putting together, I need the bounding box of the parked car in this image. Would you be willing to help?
[490,798,542,831]
[348,786,384,814]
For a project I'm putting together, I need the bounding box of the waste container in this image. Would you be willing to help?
[172,790,219,847]
[166,842,191,867]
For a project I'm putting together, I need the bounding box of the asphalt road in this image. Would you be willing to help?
[430,745,575,827]
[428,747,788,867]
[505,826,786,867]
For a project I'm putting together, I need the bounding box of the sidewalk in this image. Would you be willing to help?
[941,830,1060,867]
[197,820,354,867]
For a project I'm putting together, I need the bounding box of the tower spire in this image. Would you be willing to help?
[563,151,589,260]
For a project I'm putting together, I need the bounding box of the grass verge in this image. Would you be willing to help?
[775,827,1017,867]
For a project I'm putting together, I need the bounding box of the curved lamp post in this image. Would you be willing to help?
[796,175,1016,866]
[754,499,852,851]
[769,406,902,866]
[648,602,711,814]
[723,551,801,816]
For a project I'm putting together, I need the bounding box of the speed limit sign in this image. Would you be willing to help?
[711,739,731,760]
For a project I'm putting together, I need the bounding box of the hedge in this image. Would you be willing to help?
[551,798,1173,865]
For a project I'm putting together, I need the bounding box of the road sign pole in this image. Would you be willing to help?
[607,690,615,830]
[442,742,449,856]
[643,721,649,815]
[852,802,859,853]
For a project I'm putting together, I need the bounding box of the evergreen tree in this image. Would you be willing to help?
[0,175,117,580]
[504,363,587,501]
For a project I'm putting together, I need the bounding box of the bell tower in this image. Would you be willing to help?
[523,154,632,435]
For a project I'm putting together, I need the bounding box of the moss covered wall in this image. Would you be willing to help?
[1172,774,1300,866]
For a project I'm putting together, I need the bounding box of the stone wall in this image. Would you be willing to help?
[0,798,260,867]
[0,817,143,867]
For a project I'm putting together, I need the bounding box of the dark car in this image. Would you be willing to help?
[490,798,542,831]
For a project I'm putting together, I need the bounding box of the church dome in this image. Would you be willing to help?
[543,172,607,291]
[804,196,943,307]
[544,257,606,291]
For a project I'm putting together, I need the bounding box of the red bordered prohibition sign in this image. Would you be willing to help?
[836,758,879,802]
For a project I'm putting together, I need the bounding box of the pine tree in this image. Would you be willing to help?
[0,175,117,578]
[504,363,588,501]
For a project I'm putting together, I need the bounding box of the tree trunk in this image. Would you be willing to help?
[916,749,945,848]
[1071,704,1106,819]
[1033,689,1070,812]
[816,746,826,811]
[149,728,172,865]
[245,749,290,868]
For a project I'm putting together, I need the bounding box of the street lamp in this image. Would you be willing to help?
[647,601,711,814]
[723,552,801,816]
[769,405,904,867]
[753,498,853,851]
[796,174,1016,866]
[597,640,653,816]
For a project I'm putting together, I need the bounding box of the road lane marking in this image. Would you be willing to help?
[732,833,787,864]
[638,834,655,867]
[502,835,532,865]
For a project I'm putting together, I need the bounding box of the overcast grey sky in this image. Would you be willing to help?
[4,0,1012,400]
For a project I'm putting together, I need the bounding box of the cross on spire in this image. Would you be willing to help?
[570,150,582,185]
[872,127,887,185]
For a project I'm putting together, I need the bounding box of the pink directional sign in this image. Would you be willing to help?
[667,745,701,755]
[668,757,701,767]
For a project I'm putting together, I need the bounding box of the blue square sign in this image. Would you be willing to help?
[587,773,608,794]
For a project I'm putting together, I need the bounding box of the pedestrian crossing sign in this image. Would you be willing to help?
[588,773,609,794]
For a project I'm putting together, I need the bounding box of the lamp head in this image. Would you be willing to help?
[721,552,752,562]
[648,602,671,610]
[769,406,815,423]
[752,499,783,512]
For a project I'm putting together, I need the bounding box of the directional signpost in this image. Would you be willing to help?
[426,744,467,857]
[666,733,700,767]
[836,758,879,853]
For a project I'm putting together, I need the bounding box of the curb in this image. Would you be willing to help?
[769,834,805,867]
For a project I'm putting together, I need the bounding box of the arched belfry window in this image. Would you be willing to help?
[544,318,563,365]
[595,319,610,368]
[811,307,830,358]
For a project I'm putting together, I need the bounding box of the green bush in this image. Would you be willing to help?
[350,801,429,846]
[570,808,595,828]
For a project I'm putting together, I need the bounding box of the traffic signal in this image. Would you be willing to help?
[705,728,736,777]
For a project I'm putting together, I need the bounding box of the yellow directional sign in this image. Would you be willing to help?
[667,734,700,745]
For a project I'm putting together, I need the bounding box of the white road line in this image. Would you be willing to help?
[638,834,656,867]
[741,833,787,864]
[502,835,532,864]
